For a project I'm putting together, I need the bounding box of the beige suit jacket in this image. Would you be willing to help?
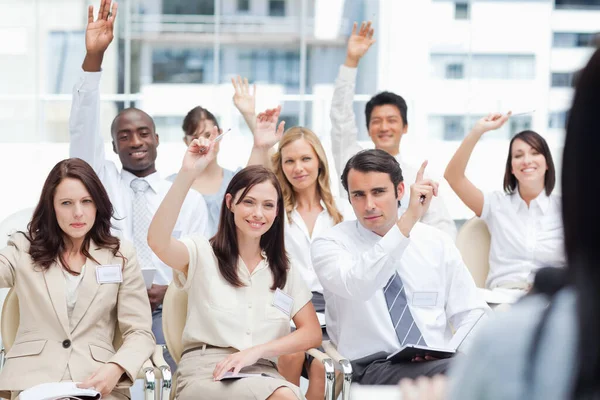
[0,233,155,395]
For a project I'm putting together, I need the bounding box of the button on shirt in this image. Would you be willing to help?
[330,64,457,240]
[481,191,566,289]
[175,235,312,360]
[285,199,356,292]
[311,220,488,361]
[69,71,209,285]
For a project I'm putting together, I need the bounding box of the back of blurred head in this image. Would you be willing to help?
[562,48,600,398]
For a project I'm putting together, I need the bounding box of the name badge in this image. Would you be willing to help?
[96,264,123,284]
[412,292,438,307]
[272,288,294,316]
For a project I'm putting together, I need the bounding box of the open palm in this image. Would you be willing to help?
[86,0,118,54]
[347,21,375,61]
[254,106,285,149]
[232,75,256,116]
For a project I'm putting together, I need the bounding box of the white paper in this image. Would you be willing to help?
[479,287,522,304]
[141,269,156,289]
[20,382,101,400]
[218,371,271,380]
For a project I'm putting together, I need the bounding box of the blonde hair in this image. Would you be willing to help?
[272,126,344,225]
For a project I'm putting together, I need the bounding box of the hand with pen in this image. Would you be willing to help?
[396,161,439,237]
[181,126,219,175]
[471,112,512,136]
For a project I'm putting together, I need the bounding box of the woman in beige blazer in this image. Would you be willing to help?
[0,158,155,399]
[148,133,322,400]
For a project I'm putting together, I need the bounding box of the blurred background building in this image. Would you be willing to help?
[0,0,598,223]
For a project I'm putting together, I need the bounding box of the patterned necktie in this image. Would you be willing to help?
[383,272,427,347]
[130,178,153,270]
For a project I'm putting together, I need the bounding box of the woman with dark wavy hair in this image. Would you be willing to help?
[148,136,322,400]
[0,158,154,399]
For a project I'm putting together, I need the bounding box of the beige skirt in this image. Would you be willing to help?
[175,347,304,400]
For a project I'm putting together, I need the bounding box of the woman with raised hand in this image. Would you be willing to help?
[0,158,154,399]
[444,113,565,298]
[148,133,322,400]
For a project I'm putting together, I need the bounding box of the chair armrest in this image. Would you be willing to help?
[322,341,353,400]
[322,341,348,363]
[305,348,335,400]
[151,344,173,395]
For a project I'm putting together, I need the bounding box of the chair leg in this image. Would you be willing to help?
[322,358,335,400]
[159,365,172,400]
[339,359,352,400]
[142,365,156,400]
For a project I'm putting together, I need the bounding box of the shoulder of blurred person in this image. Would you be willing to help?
[448,289,577,400]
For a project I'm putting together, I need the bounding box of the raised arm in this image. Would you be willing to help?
[444,112,511,216]
[331,21,376,191]
[246,106,285,168]
[147,132,217,274]
[232,75,257,134]
[69,0,117,174]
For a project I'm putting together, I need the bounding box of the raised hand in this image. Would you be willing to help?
[472,112,512,135]
[407,161,439,220]
[86,0,118,55]
[232,75,256,116]
[345,21,376,67]
[182,127,218,174]
[253,105,285,149]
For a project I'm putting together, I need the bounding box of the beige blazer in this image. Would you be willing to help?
[0,233,155,395]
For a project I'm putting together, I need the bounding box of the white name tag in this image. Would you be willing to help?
[96,264,123,284]
[412,292,438,307]
[272,288,293,316]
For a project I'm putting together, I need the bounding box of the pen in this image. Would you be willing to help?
[213,128,232,143]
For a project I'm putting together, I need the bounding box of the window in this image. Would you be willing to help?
[445,63,464,79]
[555,0,600,9]
[47,31,85,94]
[162,0,214,15]
[548,111,568,129]
[234,50,300,88]
[269,0,286,17]
[455,2,470,20]
[237,0,250,12]
[152,48,214,84]
[553,32,597,48]
[510,116,532,136]
[443,116,465,141]
[551,72,574,87]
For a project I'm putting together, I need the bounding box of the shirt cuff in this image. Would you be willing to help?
[75,69,103,92]
[338,64,358,82]
[377,224,410,261]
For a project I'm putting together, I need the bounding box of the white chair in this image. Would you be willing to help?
[456,217,491,288]
[162,282,336,400]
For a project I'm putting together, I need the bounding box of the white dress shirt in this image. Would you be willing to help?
[330,64,457,240]
[69,71,209,285]
[482,190,566,289]
[285,198,356,292]
[311,219,488,360]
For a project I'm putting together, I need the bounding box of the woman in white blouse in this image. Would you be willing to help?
[148,135,322,400]
[270,126,354,399]
[444,113,565,296]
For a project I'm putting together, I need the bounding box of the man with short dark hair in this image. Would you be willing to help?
[68,0,208,372]
[330,22,456,239]
[311,149,488,385]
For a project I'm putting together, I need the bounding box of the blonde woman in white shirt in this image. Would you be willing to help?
[148,131,322,400]
[270,126,354,399]
[444,113,565,297]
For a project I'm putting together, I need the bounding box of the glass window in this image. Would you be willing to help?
[152,48,214,84]
[510,115,532,136]
[47,31,85,94]
[162,0,215,15]
[446,63,464,79]
[549,111,568,129]
[555,0,600,9]
[237,0,250,12]
[554,32,597,47]
[551,72,573,87]
[269,0,286,17]
[443,116,465,141]
[455,2,470,20]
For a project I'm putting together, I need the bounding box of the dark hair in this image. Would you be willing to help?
[503,130,556,196]
[341,149,404,204]
[210,165,288,290]
[110,107,156,137]
[182,106,220,137]
[25,158,121,274]
[563,49,600,399]
[365,91,408,129]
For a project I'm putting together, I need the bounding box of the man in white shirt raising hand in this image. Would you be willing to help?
[330,21,456,239]
[311,149,488,384]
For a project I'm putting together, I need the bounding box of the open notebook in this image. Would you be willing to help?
[20,382,101,400]
[386,311,485,363]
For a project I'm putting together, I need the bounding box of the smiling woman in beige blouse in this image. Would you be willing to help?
[148,130,322,400]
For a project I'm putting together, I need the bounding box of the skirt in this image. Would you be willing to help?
[175,346,304,400]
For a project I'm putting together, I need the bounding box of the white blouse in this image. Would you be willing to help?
[481,190,566,289]
[62,264,86,320]
[284,198,356,292]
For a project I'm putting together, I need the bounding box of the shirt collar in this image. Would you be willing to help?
[511,189,551,215]
[121,169,161,194]
[355,219,385,243]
